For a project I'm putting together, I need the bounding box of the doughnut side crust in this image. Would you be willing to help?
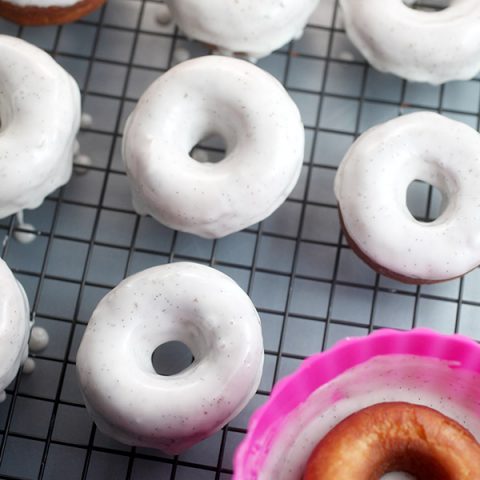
[340,0,480,84]
[0,35,81,218]
[303,402,480,479]
[0,0,106,25]
[335,112,480,283]
[165,0,320,58]
[0,259,30,395]
[76,262,264,454]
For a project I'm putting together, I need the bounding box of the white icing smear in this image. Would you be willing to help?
[260,354,480,479]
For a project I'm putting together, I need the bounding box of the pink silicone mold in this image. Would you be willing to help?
[233,328,480,479]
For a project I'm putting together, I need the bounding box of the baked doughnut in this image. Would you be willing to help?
[0,0,105,25]
[76,262,264,454]
[0,35,81,219]
[340,0,480,84]
[122,55,304,239]
[303,402,480,479]
[165,0,320,59]
[335,111,480,284]
[0,259,31,403]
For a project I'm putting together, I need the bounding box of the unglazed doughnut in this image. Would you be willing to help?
[122,56,304,238]
[303,402,480,479]
[0,0,105,25]
[0,35,81,219]
[0,259,31,402]
[165,0,320,59]
[340,0,480,84]
[335,112,480,284]
[76,262,264,454]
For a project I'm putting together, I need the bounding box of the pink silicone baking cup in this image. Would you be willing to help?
[233,328,480,479]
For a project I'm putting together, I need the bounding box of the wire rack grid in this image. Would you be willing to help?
[2,0,480,479]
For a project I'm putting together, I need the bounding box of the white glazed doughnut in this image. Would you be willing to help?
[335,111,480,284]
[0,0,106,25]
[0,258,31,401]
[0,35,81,219]
[122,56,304,239]
[164,0,320,59]
[340,0,480,84]
[76,262,264,454]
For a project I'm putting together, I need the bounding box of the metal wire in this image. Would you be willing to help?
[1,0,480,478]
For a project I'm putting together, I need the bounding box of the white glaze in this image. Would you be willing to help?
[76,262,264,454]
[123,56,304,239]
[14,212,36,244]
[73,154,92,175]
[0,258,31,400]
[261,354,480,480]
[29,326,49,352]
[335,112,480,283]
[80,112,93,129]
[0,35,81,219]
[340,0,480,84]
[156,4,172,25]
[13,223,36,244]
[165,0,320,59]
[22,357,35,375]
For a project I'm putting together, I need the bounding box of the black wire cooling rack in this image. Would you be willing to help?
[2,0,480,478]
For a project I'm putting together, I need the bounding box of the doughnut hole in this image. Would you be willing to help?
[152,340,194,376]
[402,0,450,11]
[181,101,240,167]
[190,133,227,164]
[406,180,447,223]
[381,474,415,480]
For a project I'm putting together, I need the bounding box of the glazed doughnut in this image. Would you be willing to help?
[340,0,480,84]
[303,402,480,479]
[0,35,81,219]
[76,262,264,454]
[335,111,480,284]
[0,0,106,25]
[165,0,320,59]
[122,55,304,239]
[0,259,31,403]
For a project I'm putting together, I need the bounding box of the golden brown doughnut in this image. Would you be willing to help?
[303,402,480,480]
[0,0,105,26]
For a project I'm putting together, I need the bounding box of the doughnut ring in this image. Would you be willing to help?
[304,402,480,479]
[0,35,81,219]
[0,258,31,402]
[122,55,305,239]
[340,0,480,84]
[335,111,480,284]
[76,262,264,454]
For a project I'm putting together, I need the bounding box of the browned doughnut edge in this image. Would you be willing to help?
[338,209,468,285]
[303,402,480,480]
[0,0,105,26]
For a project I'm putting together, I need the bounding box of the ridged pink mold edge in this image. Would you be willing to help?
[233,328,480,479]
